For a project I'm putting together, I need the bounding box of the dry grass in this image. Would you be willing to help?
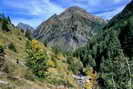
[0,29,80,89]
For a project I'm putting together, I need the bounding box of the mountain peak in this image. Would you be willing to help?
[59,6,106,24]
[34,6,107,52]
[61,6,89,16]
[66,6,85,11]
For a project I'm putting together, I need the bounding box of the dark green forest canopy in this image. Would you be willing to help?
[73,1,133,89]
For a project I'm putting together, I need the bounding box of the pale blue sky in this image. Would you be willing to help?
[0,0,131,28]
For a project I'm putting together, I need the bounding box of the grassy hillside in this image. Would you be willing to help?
[0,14,98,89]
[0,17,77,89]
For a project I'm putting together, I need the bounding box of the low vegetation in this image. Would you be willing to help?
[25,40,81,88]
[8,42,17,52]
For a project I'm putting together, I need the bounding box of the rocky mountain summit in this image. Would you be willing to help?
[33,6,107,51]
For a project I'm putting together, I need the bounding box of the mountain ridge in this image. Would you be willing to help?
[17,23,34,31]
[105,0,133,28]
[0,1,133,89]
[33,6,107,52]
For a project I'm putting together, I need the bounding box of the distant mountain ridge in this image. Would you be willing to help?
[17,23,34,40]
[33,6,107,52]
[17,23,34,31]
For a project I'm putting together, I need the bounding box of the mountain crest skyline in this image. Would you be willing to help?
[0,0,131,28]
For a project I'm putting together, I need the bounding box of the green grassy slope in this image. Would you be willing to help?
[0,14,93,89]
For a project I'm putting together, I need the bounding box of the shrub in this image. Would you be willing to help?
[0,14,11,32]
[67,56,83,74]
[46,59,56,67]
[18,37,22,40]
[0,44,5,72]
[46,72,72,87]
[8,42,17,52]
[1,18,10,32]
[25,30,32,40]
[26,40,49,78]
[0,45,4,53]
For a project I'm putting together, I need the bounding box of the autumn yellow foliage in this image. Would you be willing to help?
[84,68,97,89]
[47,68,57,73]
[46,59,56,67]
[25,40,80,88]
[31,40,45,52]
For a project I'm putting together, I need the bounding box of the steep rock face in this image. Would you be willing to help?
[33,6,107,51]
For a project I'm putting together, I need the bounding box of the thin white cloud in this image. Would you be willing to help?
[29,0,64,15]
[88,0,101,6]
[4,0,64,16]
[3,0,64,27]
[2,0,131,27]
[96,5,125,19]
[113,0,123,3]
[70,0,130,19]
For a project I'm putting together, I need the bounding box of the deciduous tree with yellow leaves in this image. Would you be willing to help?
[26,40,49,78]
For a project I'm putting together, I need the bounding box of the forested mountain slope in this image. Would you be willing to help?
[73,1,133,89]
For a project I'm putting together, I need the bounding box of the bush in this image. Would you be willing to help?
[0,14,11,32]
[26,40,49,78]
[2,19,10,32]
[67,56,83,74]
[0,45,4,53]
[0,44,5,72]
[8,43,17,52]
[46,72,73,87]
[25,30,32,40]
